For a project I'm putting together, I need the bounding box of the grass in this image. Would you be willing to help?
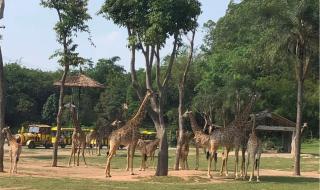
[0,140,318,190]
[301,139,320,156]
[0,176,318,190]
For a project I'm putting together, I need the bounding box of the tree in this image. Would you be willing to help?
[0,0,5,172]
[42,94,58,125]
[174,29,196,170]
[265,0,318,175]
[40,0,91,167]
[196,0,318,175]
[93,58,130,122]
[100,0,201,175]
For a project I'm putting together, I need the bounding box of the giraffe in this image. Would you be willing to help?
[1,127,22,174]
[67,103,87,167]
[244,115,262,182]
[184,109,254,178]
[137,138,160,170]
[96,119,123,156]
[178,131,193,170]
[226,94,258,179]
[86,129,98,155]
[183,110,220,177]
[104,89,153,177]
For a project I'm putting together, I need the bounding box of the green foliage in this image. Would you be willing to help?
[40,0,92,67]
[42,94,58,125]
[100,0,201,47]
[194,0,319,132]
[5,63,59,127]
[93,58,130,122]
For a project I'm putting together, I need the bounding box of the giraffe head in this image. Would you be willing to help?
[146,89,154,99]
[182,110,192,118]
[1,126,9,134]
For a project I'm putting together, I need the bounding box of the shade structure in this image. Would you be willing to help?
[53,74,104,89]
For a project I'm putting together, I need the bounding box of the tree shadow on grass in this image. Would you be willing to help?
[261,176,319,184]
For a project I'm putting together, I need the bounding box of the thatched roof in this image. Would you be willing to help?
[54,74,104,88]
[252,110,296,131]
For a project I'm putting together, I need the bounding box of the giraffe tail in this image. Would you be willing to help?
[206,151,210,160]
[144,154,147,162]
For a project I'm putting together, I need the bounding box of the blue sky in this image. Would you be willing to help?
[2,0,229,72]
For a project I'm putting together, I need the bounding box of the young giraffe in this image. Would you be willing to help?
[2,127,22,174]
[105,89,153,177]
[179,131,193,170]
[244,115,262,182]
[137,138,160,170]
[86,129,98,155]
[67,104,87,167]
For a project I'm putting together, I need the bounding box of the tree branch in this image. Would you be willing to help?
[162,34,178,88]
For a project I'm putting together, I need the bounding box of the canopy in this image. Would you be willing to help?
[54,74,104,89]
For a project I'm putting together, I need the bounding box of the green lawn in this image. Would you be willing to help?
[0,175,318,190]
[24,148,319,172]
[301,139,320,156]
[0,140,318,190]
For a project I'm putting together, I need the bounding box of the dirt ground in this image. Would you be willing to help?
[1,145,319,182]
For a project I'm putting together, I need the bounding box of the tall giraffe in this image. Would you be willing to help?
[67,104,87,167]
[105,89,153,177]
[2,127,22,174]
[183,111,219,177]
[220,94,258,178]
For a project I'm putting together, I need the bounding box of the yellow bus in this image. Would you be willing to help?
[51,127,91,148]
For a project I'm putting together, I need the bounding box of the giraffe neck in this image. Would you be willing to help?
[188,112,203,134]
[235,96,256,127]
[5,129,17,144]
[130,93,150,128]
[71,108,82,132]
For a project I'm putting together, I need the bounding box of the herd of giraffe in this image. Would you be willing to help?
[1,89,262,182]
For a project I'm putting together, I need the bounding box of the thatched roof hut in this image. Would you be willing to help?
[54,74,104,88]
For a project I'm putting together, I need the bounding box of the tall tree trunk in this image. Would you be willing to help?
[174,85,185,170]
[174,30,195,170]
[0,47,5,172]
[155,100,168,176]
[52,64,69,167]
[293,65,303,176]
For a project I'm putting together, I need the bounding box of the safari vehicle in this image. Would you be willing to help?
[140,129,157,140]
[18,124,52,149]
[51,127,91,148]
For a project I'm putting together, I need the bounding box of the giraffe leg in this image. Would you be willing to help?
[9,150,13,174]
[220,151,225,176]
[249,155,255,182]
[77,147,81,166]
[126,146,130,171]
[207,145,216,178]
[186,157,189,170]
[68,147,74,167]
[73,148,76,166]
[105,144,117,177]
[130,143,137,175]
[82,146,87,167]
[234,148,239,179]
[195,144,199,170]
[241,148,246,177]
[225,149,230,177]
[256,158,260,182]
[244,153,249,180]
[14,155,18,173]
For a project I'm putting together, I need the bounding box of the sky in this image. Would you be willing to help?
[2,0,229,72]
